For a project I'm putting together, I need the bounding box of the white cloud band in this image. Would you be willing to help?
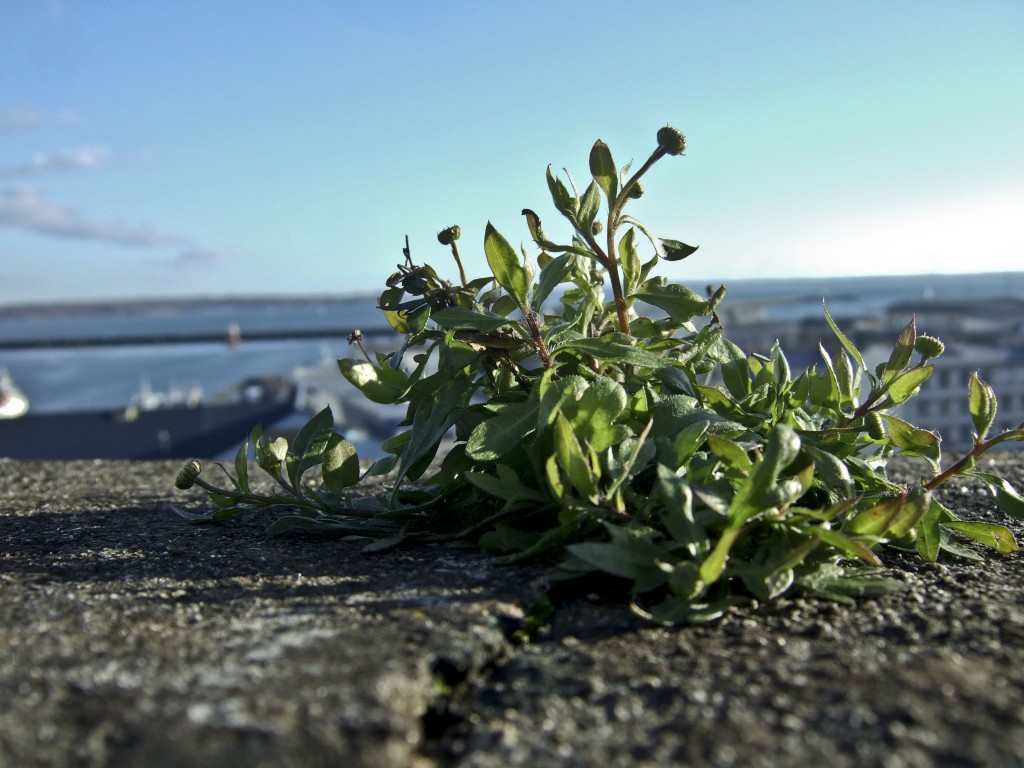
[0,186,182,248]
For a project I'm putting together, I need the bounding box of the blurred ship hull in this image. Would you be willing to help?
[0,377,296,460]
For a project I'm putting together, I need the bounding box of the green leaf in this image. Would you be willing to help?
[822,304,866,371]
[531,253,573,312]
[803,445,854,498]
[965,472,1024,519]
[521,207,549,247]
[771,340,793,391]
[466,464,545,506]
[845,496,903,537]
[668,420,711,468]
[816,528,882,566]
[589,139,617,204]
[322,433,360,494]
[648,395,739,443]
[338,359,408,404]
[394,378,471,493]
[484,222,531,309]
[968,371,997,441]
[816,343,843,412]
[567,540,658,581]
[431,307,511,333]
[879,414,941,468]
[546,166,578,221]
[797,564,906,603]
[568,377,630,453]
[833,348,854,403]
[655,465,705,547]
[886,365,933,405]
[618,228,641,295]
[557,334,667,369]
[659,238,699,261]
[287,406,336,490]
[544,453,564,500]
[916,498,954,562]
[234,432,252,493]
[726,424,802,527]
[942,521,1020,554]
[478,523,542,553]
[466,401,540,461]
[699,525,742,585]
[715,340,752,403]
[554,412,598,501]
[694,385,746,420]
[881,318,916,385]
[706,434,753,473]
[846,493,929,539]
[634,283,710,324]
[577,180,602,232]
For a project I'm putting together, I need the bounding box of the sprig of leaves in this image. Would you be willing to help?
[177,127,1024,624]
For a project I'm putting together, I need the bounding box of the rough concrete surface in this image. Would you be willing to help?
[1,456,1023,767]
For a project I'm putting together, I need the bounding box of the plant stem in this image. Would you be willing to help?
[614,148,666,222]
[194,476,381,518]
[450,243,468,286]
[194,477,313,510]
[607,261,631,333]
[523,309,552,368]
[924,425,1024,491]
[604,147,668,334]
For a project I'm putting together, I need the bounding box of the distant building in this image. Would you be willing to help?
[865,343,1024,453]
[718,294,1024,453]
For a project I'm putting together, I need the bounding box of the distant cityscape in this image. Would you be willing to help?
[1,273,1022,457]
[719,293,1024,452]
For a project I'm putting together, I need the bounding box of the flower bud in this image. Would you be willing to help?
[175,459,202,490]
[865,413,887,441]
[348,329,364,344]
[656,126,687,156]
[914,335,945,358]
[627,182,644,199]
[591,220,604,235]
[437,225,461,246]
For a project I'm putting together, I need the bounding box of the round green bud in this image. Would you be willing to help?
[657,126,687,155]
[627,182,644,199]
[591,220,604,235]
[437,225,461,246]
[914,335,945,358]
[175,459,203,490]
[865,413,887,441]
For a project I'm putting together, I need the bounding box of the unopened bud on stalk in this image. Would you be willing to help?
[865,413,887,441]
[348,329,364,344]
[914,335,945,359]
[437,225,461,246]
[656,126,687,155]
[591,220,604,235]
[175,459,203,490]
[627,182,644,199]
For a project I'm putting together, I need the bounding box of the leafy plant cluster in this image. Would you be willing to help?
[177,127,1024,624]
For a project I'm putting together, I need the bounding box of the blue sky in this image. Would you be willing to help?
[1,1,1022,304]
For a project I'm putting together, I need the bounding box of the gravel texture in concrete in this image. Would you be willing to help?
[1,456,1022,767]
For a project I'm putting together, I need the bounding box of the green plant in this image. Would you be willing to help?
[176,127,1024,624]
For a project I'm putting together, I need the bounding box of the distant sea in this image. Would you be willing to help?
[1,272,1022,417]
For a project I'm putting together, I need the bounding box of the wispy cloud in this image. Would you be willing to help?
[0,106,45,132]
[0,105,79,132]
[174,247,230,265]
[0,186,183,247]
[0,146,110,179]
